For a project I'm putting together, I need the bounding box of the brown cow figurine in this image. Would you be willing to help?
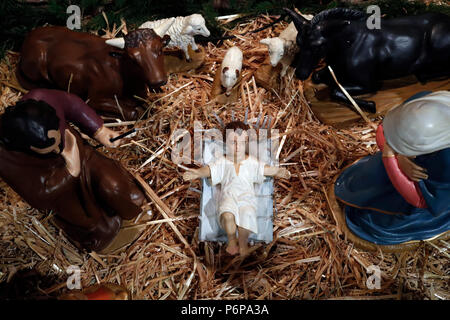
[16,19,175,120]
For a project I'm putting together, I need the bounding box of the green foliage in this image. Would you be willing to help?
[327,1,340,10]
[0,0,67,57]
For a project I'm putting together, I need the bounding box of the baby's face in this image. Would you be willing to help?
[225,129,248,161]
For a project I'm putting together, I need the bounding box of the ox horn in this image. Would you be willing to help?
[153,17,176,37]
[105,37,125,49]
[284,8,310,31]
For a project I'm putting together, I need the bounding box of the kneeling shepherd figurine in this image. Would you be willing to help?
[0,89,146,252]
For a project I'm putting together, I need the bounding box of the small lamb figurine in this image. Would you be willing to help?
[220,46,243,96]
[260,22,299,77]
[260,13,313,77]
[140,14,210,61]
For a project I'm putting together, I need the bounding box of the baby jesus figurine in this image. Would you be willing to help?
[183,121,290,256]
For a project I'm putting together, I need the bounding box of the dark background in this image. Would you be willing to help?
[1,0,449,59]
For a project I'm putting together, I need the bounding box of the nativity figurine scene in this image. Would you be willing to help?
[329,91,450,252]
[0,3,449,300]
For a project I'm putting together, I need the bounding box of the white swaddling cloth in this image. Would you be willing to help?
[209,155,266,234]
[199,137,274,243]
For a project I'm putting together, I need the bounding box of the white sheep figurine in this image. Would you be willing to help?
[260,13,313,77]
[220,46,243,96]
[140,14,210,61]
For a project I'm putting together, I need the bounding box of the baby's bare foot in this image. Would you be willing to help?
[239,245,250,257]
[226,240,239,255]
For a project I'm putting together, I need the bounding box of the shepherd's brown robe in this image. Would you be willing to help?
[0,89,145,251]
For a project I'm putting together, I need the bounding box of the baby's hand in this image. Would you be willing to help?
[183,170,198,181]
[276,168,291,179]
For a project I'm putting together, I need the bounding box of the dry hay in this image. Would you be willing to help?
[0,15,449,300]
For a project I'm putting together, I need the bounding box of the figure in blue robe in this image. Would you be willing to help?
[334,91,450,245]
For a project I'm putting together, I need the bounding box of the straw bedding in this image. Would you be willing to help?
[0,15,448,300]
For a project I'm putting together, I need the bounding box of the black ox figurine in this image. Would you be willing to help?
[285,8,450,113]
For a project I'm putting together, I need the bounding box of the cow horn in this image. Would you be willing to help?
[153,17,175,37]
[283,8,309,31]
[105,37,125,49]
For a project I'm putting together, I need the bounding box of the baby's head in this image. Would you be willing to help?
[223,121,250,160]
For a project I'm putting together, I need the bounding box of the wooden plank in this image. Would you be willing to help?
[305,77,450,128]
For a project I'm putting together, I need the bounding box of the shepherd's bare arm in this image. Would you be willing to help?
[264,165,291,179]
[183,166,211,181]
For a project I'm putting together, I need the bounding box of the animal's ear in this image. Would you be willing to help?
[235,69,240,77]
[222,67,229,74]
[183,25,193,34]
[260,38,271,46]
[162,34,171,47]
[284,8,310,31]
